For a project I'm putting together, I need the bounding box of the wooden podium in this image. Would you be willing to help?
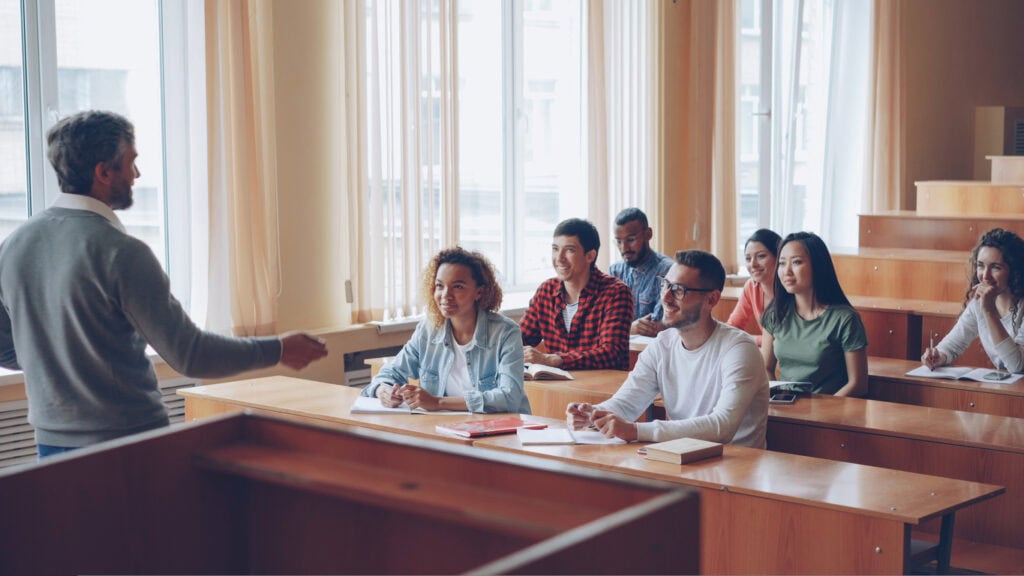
[0,413,698,575]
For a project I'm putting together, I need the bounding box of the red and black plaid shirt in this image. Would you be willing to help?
[519,267,634,370]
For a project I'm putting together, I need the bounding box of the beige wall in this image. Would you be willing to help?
[901,0,1024,208]
[272,0,352,333]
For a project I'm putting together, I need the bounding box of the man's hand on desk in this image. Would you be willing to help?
[279,332,329,370]
[524,346,562,367]
[591,409,638,442]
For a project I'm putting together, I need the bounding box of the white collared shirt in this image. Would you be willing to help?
[51,193,126,233]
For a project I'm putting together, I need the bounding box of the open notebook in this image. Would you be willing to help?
[516,427,625,445]
[904,366,1022,384]
[350,396,472,415]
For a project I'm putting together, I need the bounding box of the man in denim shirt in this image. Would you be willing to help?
[609,208,674,337]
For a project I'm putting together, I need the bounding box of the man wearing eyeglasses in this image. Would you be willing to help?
[566,250,768,447]
[609,208,673,337]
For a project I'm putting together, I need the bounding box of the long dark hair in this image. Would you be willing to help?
[745,228,782,258]
[763,232,850,325]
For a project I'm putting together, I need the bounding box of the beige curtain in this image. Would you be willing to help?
[205,0,281,336]
[864,0,903,213]
[588,0,660,269]
[710,0,738,273]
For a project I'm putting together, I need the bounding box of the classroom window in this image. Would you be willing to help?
[1,0,197,311]
[362,0,584,320]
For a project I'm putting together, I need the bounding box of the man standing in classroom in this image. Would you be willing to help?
[0,110,329,457]
[567,250,768,447]
[519,218,634,370]
[609,208,673,337]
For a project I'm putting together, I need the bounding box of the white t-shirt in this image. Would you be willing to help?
[445,340,475,398]
[596,321,769,447]
[562,302,579,332]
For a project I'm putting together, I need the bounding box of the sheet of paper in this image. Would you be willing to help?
[350,395,471,415]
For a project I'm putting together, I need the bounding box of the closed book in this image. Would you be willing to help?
[644,437,723,465]
[435,417,547,438]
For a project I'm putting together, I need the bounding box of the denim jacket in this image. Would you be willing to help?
[362,309,531,414]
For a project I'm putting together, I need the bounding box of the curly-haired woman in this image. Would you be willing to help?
[923,228,1024,373]
[362,247,531,413]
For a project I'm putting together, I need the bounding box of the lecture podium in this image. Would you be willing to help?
[0,412,699,575]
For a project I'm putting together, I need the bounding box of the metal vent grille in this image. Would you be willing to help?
[1014,119,1024,155]
[0,400,36,468]
[0,378,197,469]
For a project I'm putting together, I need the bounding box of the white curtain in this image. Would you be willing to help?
[589,0,659,267]
[769,0,871,249]
[205,0,282,335]
[349,0,460,323]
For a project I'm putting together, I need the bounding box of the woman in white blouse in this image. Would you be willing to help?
[923,228,1024,373]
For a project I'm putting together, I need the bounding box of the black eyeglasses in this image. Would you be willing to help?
[658,276,714,300]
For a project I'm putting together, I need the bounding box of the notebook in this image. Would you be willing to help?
[350,396,472,415]
[516,427,625,445]
[435,417,547,438]
[769,381,814,394]
[904,366,1023,384]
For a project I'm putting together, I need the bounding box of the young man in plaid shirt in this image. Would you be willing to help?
[519,218,634,370]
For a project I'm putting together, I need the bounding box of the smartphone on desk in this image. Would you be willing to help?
[769,392,797,404]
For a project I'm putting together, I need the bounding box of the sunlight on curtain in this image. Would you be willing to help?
[758,0,871,250]
[353,0,459,322]
[590,0,659,267]
[205,0,281,335]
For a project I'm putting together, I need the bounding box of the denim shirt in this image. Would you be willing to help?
[609,249,674,321]
[362,309,531,414]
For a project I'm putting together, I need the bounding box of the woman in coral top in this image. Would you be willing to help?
[727,228,781,345]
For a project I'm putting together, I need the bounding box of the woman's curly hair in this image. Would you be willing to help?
[965,228,1024,307]
[421,247,503,329]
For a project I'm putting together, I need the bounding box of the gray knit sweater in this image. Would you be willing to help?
[0,206,281,447]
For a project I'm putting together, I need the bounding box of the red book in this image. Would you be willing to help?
[435,417,547,438]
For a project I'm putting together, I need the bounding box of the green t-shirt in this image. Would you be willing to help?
[762,304,868,394]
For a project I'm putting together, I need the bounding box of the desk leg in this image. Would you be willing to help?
[937,513,955,575]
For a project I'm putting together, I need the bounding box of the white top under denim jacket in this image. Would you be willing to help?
[936,298,1024,373]
[362,309,532,414]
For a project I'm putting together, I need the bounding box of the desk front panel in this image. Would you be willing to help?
[474,438,1000,574]
[768,420,1022,548]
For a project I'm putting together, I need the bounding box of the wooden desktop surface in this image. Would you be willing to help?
[476,424,1003,575]
[179,376,546,445]
[869,356,1024,417]
[768,394,1024,548]
[365,356,628,420]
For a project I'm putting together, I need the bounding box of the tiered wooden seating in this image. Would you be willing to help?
[832,155,1024,367]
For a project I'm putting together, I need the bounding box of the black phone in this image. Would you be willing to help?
[770,392,797,404]
[983,371,1011,381]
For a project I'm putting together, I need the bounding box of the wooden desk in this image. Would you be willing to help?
[524,369,628,419]
[869,356,1024,417]
[0,412,699,574]
[179,376,547,445]
[365,356,629,421]
[476,426,1003,575]
[768,395,1024,549]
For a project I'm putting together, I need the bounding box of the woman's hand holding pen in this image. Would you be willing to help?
[376,383,405,408]
[921,336,946,370]
[399,384,439,411]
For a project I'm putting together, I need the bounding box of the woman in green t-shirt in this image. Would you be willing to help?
[760,232,868,396]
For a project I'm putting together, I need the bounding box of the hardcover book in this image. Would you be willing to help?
[644,437,723,465]
[524,364,573,380]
